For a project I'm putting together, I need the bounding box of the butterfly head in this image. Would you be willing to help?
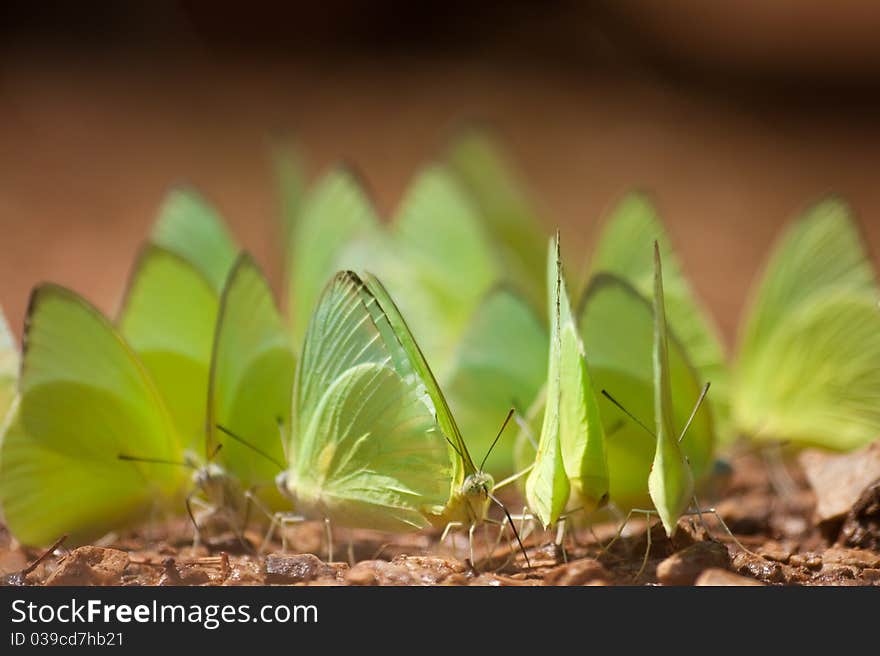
[460,470,494,520]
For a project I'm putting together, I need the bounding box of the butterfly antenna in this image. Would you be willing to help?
[480,408,515,472]
[444,434,465,461]
[216,425,286,471]
[678,382,711,444]
[118,454,195,469]
[600,390,655,440]
[488,492,531,569]
[207,442,223,462]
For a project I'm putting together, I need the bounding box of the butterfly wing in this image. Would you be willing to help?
[150,188,238,292]
[0,306,17,421]
[287,169,379,345]
[118,246,218,452]
[0,286,184,545]
[578,274,713,511]
[591,192,729,438]
[288,273,449,530]
[648,245,695,536]
[734,198,880,447]
[445,287,547,475]
[445,131,547,310]
[208,254,295,502]
[527,235,608,527]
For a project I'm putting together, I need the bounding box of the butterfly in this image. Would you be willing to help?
[520,233,609,530]
[732,198,880,450]
[589,192,729,441]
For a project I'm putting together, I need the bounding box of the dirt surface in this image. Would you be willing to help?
[3,450,878,586]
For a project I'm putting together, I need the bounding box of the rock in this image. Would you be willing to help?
[656,541,730,586]
[800,441,880,538]
[345,563,379,586]
[789,552,823,570]
[732,551,786,584]
[265,553,337,584]
[45,547,128,586]
[715,495,771,535]
[821,546,880,569]
[694,568,764,586]
[839,482,880,550]
[544,558,610,586]
[758,541,793,563]
[345,556,464,586]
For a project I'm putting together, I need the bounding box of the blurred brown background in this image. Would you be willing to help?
[3,1,880,345]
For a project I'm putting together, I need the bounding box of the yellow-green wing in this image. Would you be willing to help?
[0,306,17,421]
[445,131,547,310]
[0,286,184,546]
[288,273,449,530]
[208,254,295,503]
[287,169,379,345]
[734,198,880,446]
[118,246,218,451]
[380,167,499,381]
[273,143,306,250]
[591,193,729,438]
[578,274,714,511]
[526,235,608,527]
[361,271,476,487]
[648,244,695,537]
[151,188,238,292]
[445,286,547,475]
[734,293,880,450]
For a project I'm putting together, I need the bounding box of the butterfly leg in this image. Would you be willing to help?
[324,518,334,562]
[441,521,464,560]
[468,522,478,566]
[635,511,654,580]
[685,497,757,556]
[555,518,569,563]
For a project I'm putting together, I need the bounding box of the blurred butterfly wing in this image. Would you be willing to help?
[736,293,880,450]
[735,198,880,444]
[445,287,547,475]
[591,193,729,438]
[273,143,306,252]
[118,246,218,452]
[151,188,238,292]
[287,169,379,346]
[445,131,546,310]
[0,306,17,421]
[578,274,713,511]
[208,254,295,503]
[648,245,694,537]
[0,286,184,545]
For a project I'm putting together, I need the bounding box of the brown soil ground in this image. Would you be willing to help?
[3,451,878,586]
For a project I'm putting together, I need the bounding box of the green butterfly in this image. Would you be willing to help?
[0,284,187,545]
[732,198,880,450]
[590,192,729,440]
[444,130,548,312]
[522,234,608,529]
[0,305,17,422]
[577,256,715,514]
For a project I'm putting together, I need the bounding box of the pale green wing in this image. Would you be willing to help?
[445,287,547,475]
[361,272,476,486]
[591,192,729,438]
[648,245,695,536]
[151,188,238,292]
[445,131,547,310]
[734,293,880,450]
[208,254,296,502]
[526,235,608,527]
[287,169,379,345]
[734,198,880,444]
[118,246,218,451]
[289,272,449,529]
[578,274,714,512]
[0,306,17,421]
[292,362,450,531]
[379,166,499,381]
[0,286,184,546]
